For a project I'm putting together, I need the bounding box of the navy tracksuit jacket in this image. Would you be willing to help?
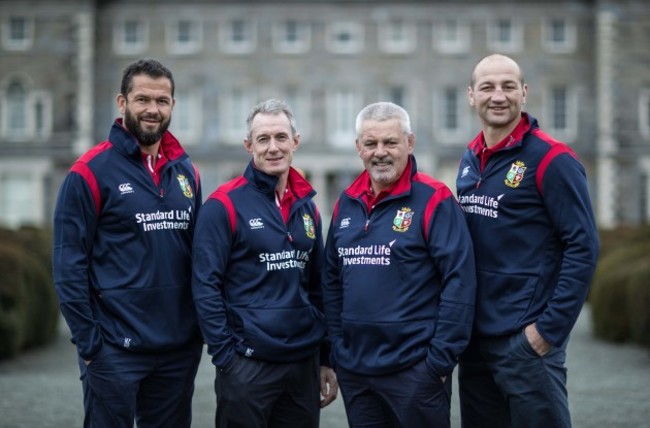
[192,162,327,368]
[52,119,202,360]
[322,156,476,377]
[456,113,599,346]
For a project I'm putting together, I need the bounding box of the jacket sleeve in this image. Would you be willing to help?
[304,203,331,367]
[321,202,343,361]
[425,190,477,376]
[191,196,237,367]
[52,171,103,360]
[192,164,203,222]
[535,153,600,346]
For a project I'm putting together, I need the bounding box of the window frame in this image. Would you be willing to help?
[1,15,34,51]
[544,84,578,142]
[273,20,311,54]
[433,19,470,54]
[0,160,49,228]
[378,19,416,54]
[326,21,364,55]
[170,89,202,145]
[487,18,523,53]
[221,87,256,144]
[542,17,577,53]
[166,18,203,55]
[220,19,256,54]
[433,86,471,144]
[0,80,52,141]
[327,89,361,148]
[113,18,149,55]
[283,87,311,141]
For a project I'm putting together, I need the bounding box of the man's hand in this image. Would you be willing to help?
[319,366,338,408]
[524,323,552,356]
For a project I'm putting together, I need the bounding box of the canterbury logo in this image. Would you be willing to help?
[118,183,134,194]
[249,218,264,229]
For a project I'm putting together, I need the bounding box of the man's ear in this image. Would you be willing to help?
[243,139,253,154]
[292,133,301,151]
[467,86,475,108]
[116,93,126,116]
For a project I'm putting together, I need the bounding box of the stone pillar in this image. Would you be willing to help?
[595,5,617,229]
[73,11,94,155]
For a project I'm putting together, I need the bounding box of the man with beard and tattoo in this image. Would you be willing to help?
[52,58,203,428]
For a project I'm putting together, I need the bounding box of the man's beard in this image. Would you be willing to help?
[124,109,170,147]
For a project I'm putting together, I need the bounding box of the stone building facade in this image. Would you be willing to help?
[1,0,648,228]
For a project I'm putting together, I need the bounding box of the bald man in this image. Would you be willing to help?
[455,54,599,428]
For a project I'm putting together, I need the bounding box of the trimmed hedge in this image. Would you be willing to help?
[0,226,59,359]
[590,226,650,347]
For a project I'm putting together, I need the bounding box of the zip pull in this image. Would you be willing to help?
[364,219,370,233]
[476,178,481,189]
[160,188,164,197]
[287,231,293,242]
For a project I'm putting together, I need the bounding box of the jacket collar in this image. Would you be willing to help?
[468,112,538,155]
[109,118,187,162]
[243,160,316,200]
[344,155,417,200]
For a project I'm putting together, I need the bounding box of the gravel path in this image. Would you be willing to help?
[1,304,648,427]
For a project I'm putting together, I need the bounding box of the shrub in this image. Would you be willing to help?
[0,244,29,358]
[0,227,58,359]
[626,264,650,348]
[11,227,59,347]
[590,227,650,347]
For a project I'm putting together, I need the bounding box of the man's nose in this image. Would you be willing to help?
[491,88,507,101]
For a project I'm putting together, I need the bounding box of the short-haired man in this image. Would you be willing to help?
[322,101,476,428]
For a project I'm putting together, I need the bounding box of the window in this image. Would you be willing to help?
[327,90,360,147]
[1,80,52,141]
[640,90,650,139]
[114,19,148,54]
[487,19,523,52]
[2,16,33,51]
[221,88,255,143]
[545,84,577,141]
[284,88,311,141]
[326,22,364,54]
[221,19,256,54]
[0,169,44,228]
[388,86,406,108]
[433,19,470,54]
[378,19,416,54]
[170,90,202,145]
[550,86,568,130]
[167,19,202,54]
[273,20,310,54]
[443,87,460,131]
[433,86,469,143]
[31,91,52,139]
[382,85,417,128]
[4,81,28,137]
[542,18,576,53]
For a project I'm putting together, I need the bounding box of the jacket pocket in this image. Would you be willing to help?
[475,271,540,335]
